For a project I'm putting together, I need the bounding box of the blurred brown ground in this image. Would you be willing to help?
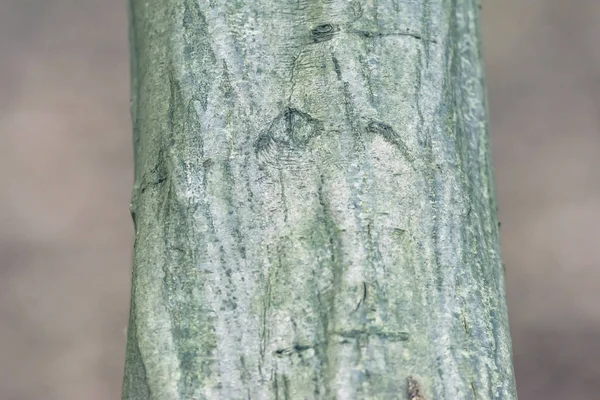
[1,1,599,399]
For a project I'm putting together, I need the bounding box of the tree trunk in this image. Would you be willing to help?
[123,0,517,399]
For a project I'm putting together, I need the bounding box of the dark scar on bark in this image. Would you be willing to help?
[407,376,427,400]
[274,343,313,358]
[366,120,415,164]
[254,107,323,167]
[331,55,342,80]
[311,24,338,43]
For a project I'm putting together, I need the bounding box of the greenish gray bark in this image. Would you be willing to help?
[123,0,517,399]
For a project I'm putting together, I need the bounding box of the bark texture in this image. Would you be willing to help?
[123,0,517,399]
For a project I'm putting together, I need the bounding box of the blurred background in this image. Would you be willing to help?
[1,0,598,398]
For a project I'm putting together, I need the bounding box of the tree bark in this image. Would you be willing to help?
[123,0,517,399]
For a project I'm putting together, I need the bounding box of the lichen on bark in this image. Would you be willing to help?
[123,0,517,399]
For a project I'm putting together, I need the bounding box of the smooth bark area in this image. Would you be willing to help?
[123,0,517,399]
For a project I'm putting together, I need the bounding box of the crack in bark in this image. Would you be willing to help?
[274,343,314,358]
[471,381,478,399]
[351,29,437,44]
[331,54,342,81]
[353,281,368,313]
[333,328,410,342]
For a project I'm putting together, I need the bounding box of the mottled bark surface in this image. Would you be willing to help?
[123,0,517,399]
